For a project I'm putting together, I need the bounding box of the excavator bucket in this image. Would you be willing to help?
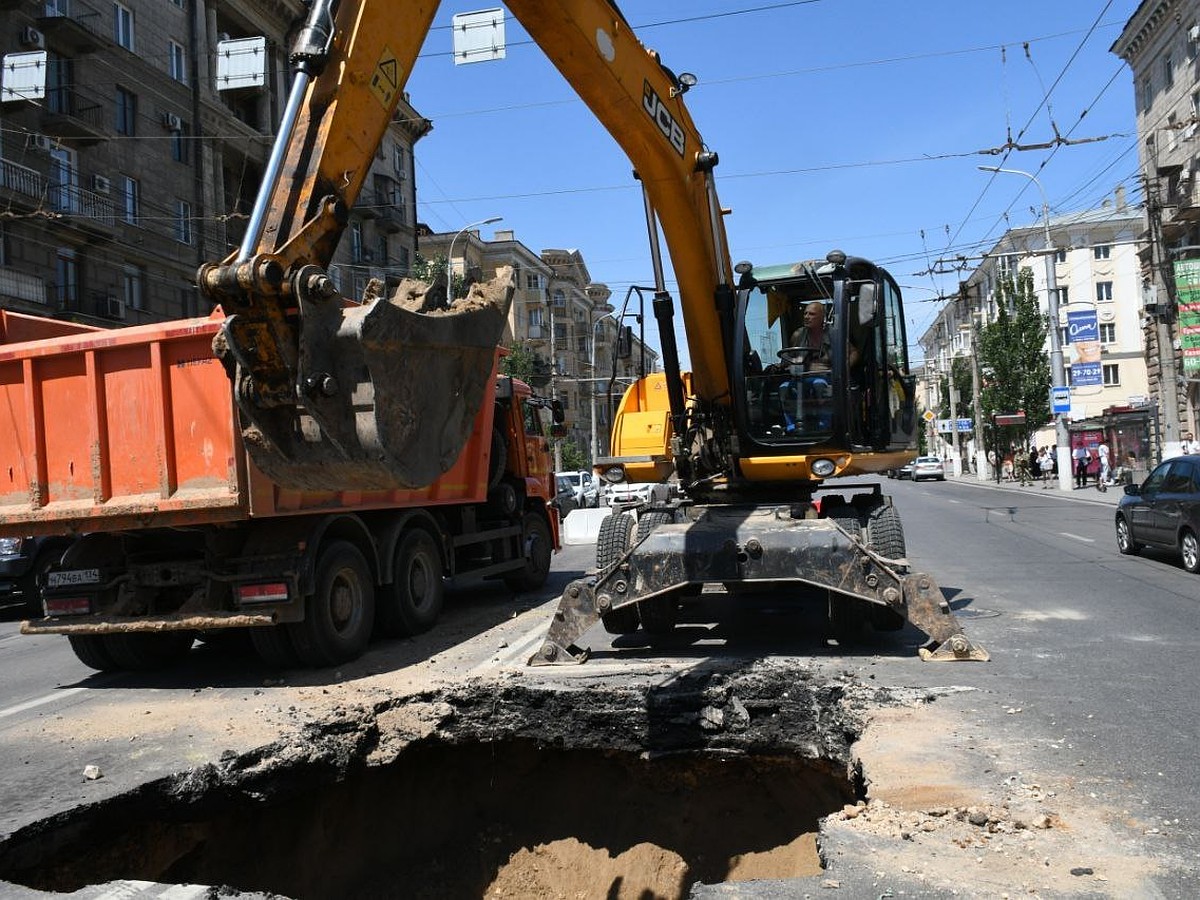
[219,267,514,492]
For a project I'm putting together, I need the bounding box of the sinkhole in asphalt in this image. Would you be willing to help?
[2,737,853,899]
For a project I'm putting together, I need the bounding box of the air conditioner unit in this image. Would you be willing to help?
[91,175,110,195]
[31,134,52,151]
[161,112,182,131]
[106,297,125,319]
[20,26,44,50]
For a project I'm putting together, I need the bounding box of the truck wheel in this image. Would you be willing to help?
[597,513,638,635]
[250,626,299,669]
[290,541,375,667]
[636,509,675,543]
[865,503,907,631]
[503,512,552,592]
[20,545,67,617]
[103,631,195,670]
[378,528,444,637]
[67,635,121,672]
[487,426,508,490]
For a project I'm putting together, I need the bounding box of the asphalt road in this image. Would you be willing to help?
[0,477,1197,896]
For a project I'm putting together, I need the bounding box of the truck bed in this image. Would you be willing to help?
[0,312,496,536]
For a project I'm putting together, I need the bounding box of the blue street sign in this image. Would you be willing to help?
[1050,385,1070,414]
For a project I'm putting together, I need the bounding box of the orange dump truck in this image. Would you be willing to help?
[0,309,558,670]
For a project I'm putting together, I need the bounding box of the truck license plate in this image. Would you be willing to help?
[48,569,101,588]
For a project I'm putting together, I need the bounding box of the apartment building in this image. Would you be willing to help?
[418,228,658,458]
[1112,0,1200,445]
[0,0,427,326]
[921,195,1148,472]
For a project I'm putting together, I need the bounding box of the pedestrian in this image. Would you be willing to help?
[1182,432,1196,455]
[1015,448,1031,486]
[1097,440,1111,486]
[1039,447,1053,487]
[1072,444,1090,489]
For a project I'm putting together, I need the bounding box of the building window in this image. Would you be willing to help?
[115,87,136,135]
[525,273,540,291]
[55,248,77,309]
[1096,281,1113,303]
[123,265,144,310]
[1056,286,1069,306]
[1093,244,1111,260]
[350,222,363,262]
[1102,363,1120,387]
[1163,52,1174,89]
[113,3,134,50]
[376,233,388,265]
[171,125,189,164]
[576,336,587,354]
[529,307,543,327]
[1099,323,1116,344]
[392,144,406,179]
[120,175,139,224]
[1059,326,1069,348]
[168,41,187,84]
[1141,76,1153,111]
[397,245,410,275]
[552,289,566,308]
[174,199,192,243]
[1055,249,1067,264]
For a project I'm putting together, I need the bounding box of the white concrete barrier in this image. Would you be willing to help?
[561,508,610,546]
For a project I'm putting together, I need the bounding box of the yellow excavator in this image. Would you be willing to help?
[198,0,986,663]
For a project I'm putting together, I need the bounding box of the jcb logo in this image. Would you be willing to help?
[643,81,685,157]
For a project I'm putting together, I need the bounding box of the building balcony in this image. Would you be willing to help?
[43,85,111,143]
[0,267,48,306]
[0,158,47,210]
[47,181,116,238]
[37,0,106,54]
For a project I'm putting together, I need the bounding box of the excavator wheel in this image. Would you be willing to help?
[865,502,908,632]
[67,635,122,672]
[824,506,870,643]
[634,510,679,637]
[597,513,639,635]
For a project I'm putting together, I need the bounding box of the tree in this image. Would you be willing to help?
[559,438,588,471]
[499,344,539,382]
[976,268,1051,448]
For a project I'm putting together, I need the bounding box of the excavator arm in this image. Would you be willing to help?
[197,0,737,494]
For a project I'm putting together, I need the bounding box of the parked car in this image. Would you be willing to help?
[891,461,915,480]
[0,535,74,615]
[554,470,599,508]
[911,456,946,482]
[550,475,581,518]
[1115,455,1200,573]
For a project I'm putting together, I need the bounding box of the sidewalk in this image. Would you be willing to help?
[941,468,1123,505]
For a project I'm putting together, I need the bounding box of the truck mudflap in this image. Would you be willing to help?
[206,263,514,492]
[528,511,988,665]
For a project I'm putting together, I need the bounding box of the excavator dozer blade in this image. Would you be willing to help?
[222,268,514,492]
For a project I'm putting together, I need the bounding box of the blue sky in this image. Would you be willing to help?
[404,1,1141,366]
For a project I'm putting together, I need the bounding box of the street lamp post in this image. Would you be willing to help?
[978,165,1072,491]
[589,312,617,462]
[446,216,502,307]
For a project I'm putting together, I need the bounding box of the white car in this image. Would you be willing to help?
[555,471,599,508]
[910,456,946,482]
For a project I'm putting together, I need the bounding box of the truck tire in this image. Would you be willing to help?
[865,502,907,632]
[503,512,552,592]
[67,635,121,672]
[103,631,195,670]
[634,510,679,636]
[250,626,300,669]
[378,528,444,637]
[597,513,639,635]
[290,541,375,667]
[487,426,508,490]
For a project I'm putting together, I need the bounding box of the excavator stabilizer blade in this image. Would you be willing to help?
[903,573,990,662]
[225,268,514,492]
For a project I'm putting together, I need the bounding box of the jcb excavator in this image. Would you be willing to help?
[198,0,986,663]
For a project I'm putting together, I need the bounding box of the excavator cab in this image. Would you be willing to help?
[730,251,919,480]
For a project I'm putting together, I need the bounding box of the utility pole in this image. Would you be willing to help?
[979,166,1071,490]
[964,281,987,480]
[1145,168,1182,453]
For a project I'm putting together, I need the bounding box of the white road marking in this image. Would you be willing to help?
[0,686,87,720]
[1060,532,1095,543]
